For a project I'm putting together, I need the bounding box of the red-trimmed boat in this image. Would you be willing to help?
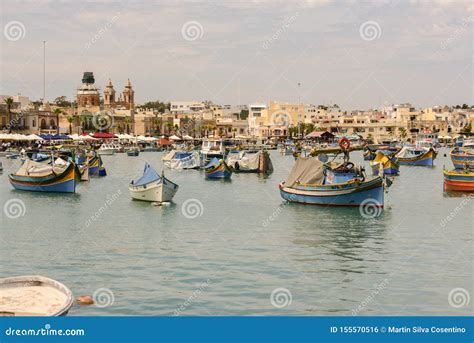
[443,168,474,192]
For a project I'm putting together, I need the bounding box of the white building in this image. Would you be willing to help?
[248,103,266,137]
[170,101,206,114]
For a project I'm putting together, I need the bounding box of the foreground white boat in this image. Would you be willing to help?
[0,275,74,316]
[129,163,179,202]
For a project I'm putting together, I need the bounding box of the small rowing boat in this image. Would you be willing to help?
[395,147,436,166]
[0,275,74,316]
[129,163,179,202]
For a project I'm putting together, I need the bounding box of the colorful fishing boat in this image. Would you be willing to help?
[395,147,436,166]
[88,154,106,177]
[370,150,399,175]
[204,158,232,179]
[9,159,79,193]
[363,147,376,161]
[443,168,474,192]
[279,157,384,207]
[450,147,474,169]
[129,163,179,202]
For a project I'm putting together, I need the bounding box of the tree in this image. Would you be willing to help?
[461,104,469,109]
[124,117,132,134]
[239,109,249,120]
[67,116,74,134]
[4,97,14,132]
[138,101,170,113]
[52,108,62,133]
[460,122,472,133]
[54,96,72,107]
[398,127,407,139]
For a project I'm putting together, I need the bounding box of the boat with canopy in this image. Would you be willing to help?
[9,158,79,193]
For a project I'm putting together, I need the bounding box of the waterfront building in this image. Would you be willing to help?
[170,101,206,115]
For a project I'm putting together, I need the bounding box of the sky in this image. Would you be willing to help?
[0,0,472,109]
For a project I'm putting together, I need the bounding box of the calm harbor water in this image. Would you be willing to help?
[0,148,472,316]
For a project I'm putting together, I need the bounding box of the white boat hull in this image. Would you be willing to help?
[97,149,115,155]
[129,179,178,202]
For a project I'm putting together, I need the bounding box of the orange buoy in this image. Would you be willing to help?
[76,295,94,305]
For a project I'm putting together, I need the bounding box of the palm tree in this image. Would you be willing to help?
[52,108,62,133]
[67,116,74,134]
[124,117,132,134]
[4,97,13,132]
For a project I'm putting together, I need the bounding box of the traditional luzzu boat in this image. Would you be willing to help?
[226,150,273,174]
[9,158,79,193]
[443,167,474,192]
[88,154,107,177]
[450,147,474,169]
[0,275,74,316]
[163,150,199,170]
[363,147,377,161]
[204,157,232,179]
[129,163,179,202]
[370,150,399,176]
[279,138,386,207]
[395,146,436,166]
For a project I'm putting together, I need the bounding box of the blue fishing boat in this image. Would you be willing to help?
[395,147,436,166]
[450,147,474,169]
[126,148,140,156]
[88,154,106,177]
[204,158,232,179]
[363,147,376,161]
[279,157,384,207]
[9,159,79,193]
[370,150,399,175]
